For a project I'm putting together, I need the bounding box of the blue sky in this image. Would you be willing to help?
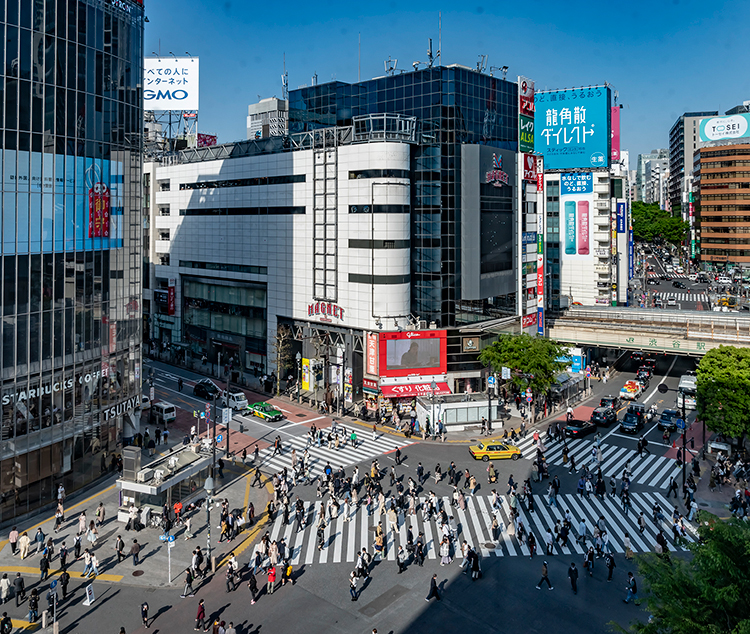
[144,0,750,164]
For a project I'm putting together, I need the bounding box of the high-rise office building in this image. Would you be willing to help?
[0,0,144,522]
[635,149,667,202]
[668,112,717,213]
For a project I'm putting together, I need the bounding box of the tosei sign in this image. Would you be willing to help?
[144,57,199,111]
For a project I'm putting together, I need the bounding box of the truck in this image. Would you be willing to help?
[676,374,697,410]
[620,380,643,401]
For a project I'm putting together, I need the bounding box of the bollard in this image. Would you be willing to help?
[42,611,48,629]
[211,555,217,573]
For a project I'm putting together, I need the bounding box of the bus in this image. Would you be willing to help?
[676,374,697,410]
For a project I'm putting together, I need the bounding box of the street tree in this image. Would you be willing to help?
[478,333,568,397]
[271,325,294,396]
[632,201,688,244]
[613,513,750,634]
[696,345,750,439]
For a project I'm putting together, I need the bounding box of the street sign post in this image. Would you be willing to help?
[487,376,496,388]
[216,434,223,443]
[676,418,686,430]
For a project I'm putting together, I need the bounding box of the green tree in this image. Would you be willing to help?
[613,514,750,634]
[632,201,689,244]
[478,333,568,397]
[697,345,750,438]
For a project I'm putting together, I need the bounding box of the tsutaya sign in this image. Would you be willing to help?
[103,395,140,421]
[308,301,345,322]
[2,370,104,406]
[485,154,510,187]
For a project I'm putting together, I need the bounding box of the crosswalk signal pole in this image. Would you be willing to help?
[681,401,687,490]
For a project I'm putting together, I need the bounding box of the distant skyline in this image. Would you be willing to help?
[144,0,750,163]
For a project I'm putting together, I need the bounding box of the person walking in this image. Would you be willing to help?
[247,571,259,605]
[181,569,195,598]
[18,532,30,560]
[141,601,150,629]
[195,599,207,632]
[12,574,24,607]
[425,574,441,602]
[34,528,45,555]
[59,571,70,600]
[115,535,125,563]
[267,566,276,595]
[39,554,50,581]
[130,539,141,566]
[349,570,358,601]
[536,561,554,590]
[8,528,18,556]
[623,571,640,604]
[605,552,617,581]
[95,502,106,527]
[27,590,39,623]
[0,576,9,605]
[567,562,579,594]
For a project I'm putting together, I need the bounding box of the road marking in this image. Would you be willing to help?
[0,566,123,583]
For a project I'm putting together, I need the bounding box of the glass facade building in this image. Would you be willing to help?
[0,0,144,522]
[289,66,518,327]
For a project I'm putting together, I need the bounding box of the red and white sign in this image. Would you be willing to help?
[380,382,451,398]
[485,154,510,188]
[308,301,345,322]
[519,76,535,116]
[109,322,117,354]
[366,332,379,376]
[363,378,379,393]
[522,154,537,182]
[536,156,544,192]
[167,278,176,316]
[522,313,536,328]
[87,163,110,239]
[379,330,447,378]
[197,133,217,148]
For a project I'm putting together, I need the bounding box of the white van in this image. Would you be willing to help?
[152,401,177,425]
[221,391,248,411]
[717,276,732,285]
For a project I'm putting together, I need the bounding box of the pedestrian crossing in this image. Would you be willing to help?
[247,427,412,479]
[257,490,696,566]
[647,273,691,279]
[654,292,708,302]
[513,434,681,490]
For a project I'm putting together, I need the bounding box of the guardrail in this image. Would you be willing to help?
[564,305,750,329]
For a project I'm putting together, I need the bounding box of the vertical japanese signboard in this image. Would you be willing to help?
[365,333,379,376]
[167,278,176,316]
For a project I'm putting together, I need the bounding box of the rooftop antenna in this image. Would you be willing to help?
[312,72,318,86]
[427,39,435,68]
[384,56,397,76]
[476,54,488,73]
[358,33,361,82]
[439,12,442,66]
[281,53,288,100]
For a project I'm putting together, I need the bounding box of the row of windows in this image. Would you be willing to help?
[699,205,750,212]
[700,148,750,159]
[698,216,750,223]
[701,248,750,257]
[701,171,750,180]
[700,193,750,201]
[700,159,750,168]
[348,239,410,249]
[179,206,306,216]
[348,204,409,214]
[699,182,750,190]
[702,238,750,245]
[348,169,410,180]
[179,174,305,191]
[179,260,267,276]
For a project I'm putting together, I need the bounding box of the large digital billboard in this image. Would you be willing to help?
[699,113,750,143]
[379,331,447,378]
[534,87,610,170]
[144,57,200,111]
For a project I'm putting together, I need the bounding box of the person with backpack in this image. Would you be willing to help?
[281,560,294,586]
[181,569,195,598]
[59,570,70,600]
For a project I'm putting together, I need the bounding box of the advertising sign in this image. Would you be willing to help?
[522,231,537,244]
[167,278,176,316]
[616,202,626,233]
[536,156,544,192]
[611,106,621,161]
[365,332,379,376]
[197,133,218,148]
[699,113,750,143]
[520,115,535,153]
[522,313,536,328]
[87,163,110,238]
[522,153,537,182]
[629,228,635,280]
[379,330,447,378]
[301,358,310,391]
[144,57,200,111]
[344,367,353,404]
[560,173,594,259]
[534,86,610,170]
[519,76,535,117]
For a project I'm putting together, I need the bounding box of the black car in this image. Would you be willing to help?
[658,408,679,432]
[600,395,621,410]
[193,378,221,399]
[565,419,598,438]
[590,407,617,427]
[627,402,647,421]
[647,278,660,285]
[635,373,650,390]
[672,280,686,289]
[637,365,653,378]
[620,412,645,434]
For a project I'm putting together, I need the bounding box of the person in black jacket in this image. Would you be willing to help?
[568,562,579,594]
[425,574,441,601]
[12,574,24,607]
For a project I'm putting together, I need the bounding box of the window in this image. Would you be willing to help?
[348,169,410,179]
[348,204,409,214]
[179,174,305,190]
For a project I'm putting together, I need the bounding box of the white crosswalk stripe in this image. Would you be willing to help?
[249,429,412,479]
[257,491,695,565]
[654,291,708,302]
[513,434,681,490]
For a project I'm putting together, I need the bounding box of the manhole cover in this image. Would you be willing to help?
[132,570,145,577]
[469,438,477,442]
[699,503,710,508]
[297,414,307,418]
[485,542,496,549]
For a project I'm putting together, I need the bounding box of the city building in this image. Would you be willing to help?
[246,97,289,140]
[0,0,144,523]
[634,149,667,202]
[668,112,717,214]
[644,159,669,209]
[143,64,541,417]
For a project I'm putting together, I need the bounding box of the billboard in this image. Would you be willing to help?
[519,115,535,153]
[365,332,379,376]
[616,202,626,233]
[522,154,537,182]
[611,106,621,161]
[699,113,750,142]
[197,133,217,148]
[144,57,199,111]
[534,86,610,169]
[519,76,535,117]
[560,173,594,259]
[379,331,447,378]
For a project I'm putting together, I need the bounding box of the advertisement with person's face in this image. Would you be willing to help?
[386,339,441,371]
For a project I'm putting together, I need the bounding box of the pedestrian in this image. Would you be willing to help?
[115,535,125,563]
[18,532,30,560]
[623,571,640,604]
[425,573,441,602]
[182,569,195,598]
[349,570,358,601]
[247,572,259,605]
[8,528,18,556]
[12,573,24,607]
[267,566,276,594]
[34,528,45,555]
[141,601,150,629]
[95,502,106,527]
[27,591,39,623]
[568,562,579,594]
[130,539,141,566]
[39,555,50,581]
[59,571,70,600]
[536,560,554,590]
[0,576,9,605]
[195,599,207,632]
[605,552,616,581]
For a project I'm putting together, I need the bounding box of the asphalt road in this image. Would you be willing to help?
[641,254,710,311]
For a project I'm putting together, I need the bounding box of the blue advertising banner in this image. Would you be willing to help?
[629,228,634,280]
[522,231,537,244]
[616,202,626,233]
[537,307,544,336]
[534,87,610,170]
[560,172,593,194]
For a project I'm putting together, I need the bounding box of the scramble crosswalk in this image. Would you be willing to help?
[513,434,681,490]
[654,292,708,302]
[258,490,695,566]
[246,425,412,479]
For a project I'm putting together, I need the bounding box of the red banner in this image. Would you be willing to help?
[88,182,110,238]
[522,314,536,328]
[168,283,176,316]
[522,154,537,182]
[380,382,451,398]
[611,107,621,161]
[366,333,379,376]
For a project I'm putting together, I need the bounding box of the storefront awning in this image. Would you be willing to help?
[380,382,451,398]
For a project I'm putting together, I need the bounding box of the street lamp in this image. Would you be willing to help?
[295,352,302,403]
[430,380,437,437]
[658,382,689,489]
[204,475,214,571]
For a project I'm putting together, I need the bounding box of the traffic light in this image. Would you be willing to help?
[690,437,694,449]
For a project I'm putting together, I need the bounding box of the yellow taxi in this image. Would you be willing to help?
[468,441,521,462]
